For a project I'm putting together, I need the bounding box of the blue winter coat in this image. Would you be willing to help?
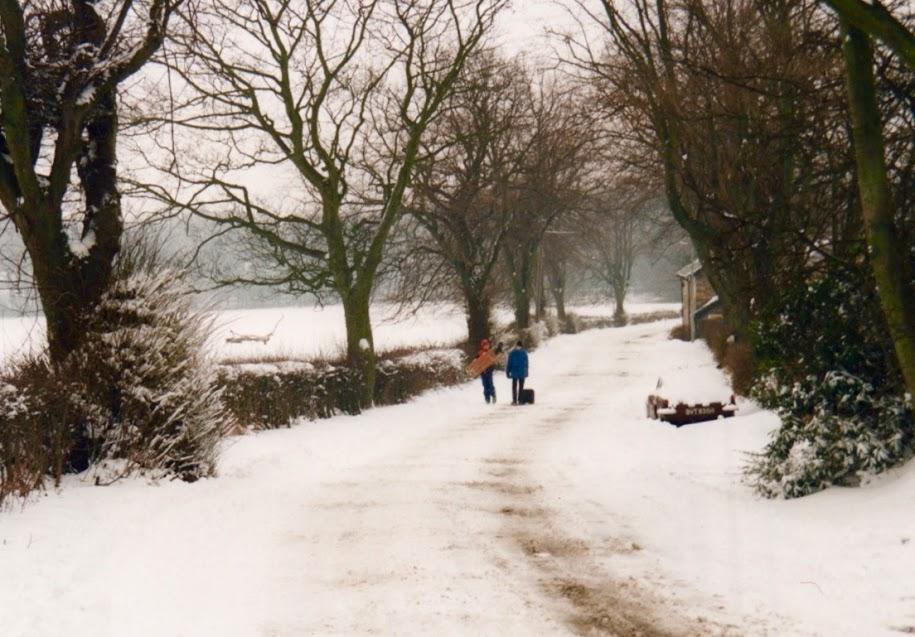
[506,348,529,379]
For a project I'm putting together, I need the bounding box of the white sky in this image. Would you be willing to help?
[494,0,593,54]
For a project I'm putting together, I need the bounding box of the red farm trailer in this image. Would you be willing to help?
[646,377,738,427]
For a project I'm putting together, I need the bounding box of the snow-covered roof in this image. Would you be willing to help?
[694,295,720,319]
[676,259,703,279]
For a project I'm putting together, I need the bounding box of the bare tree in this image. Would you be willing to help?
[137,0,505,407]
[407,51,530,351]
[562,0,915,412]
[582,182,656,324]
[568,0,859,338]
[542,228,580,324]
[0,0,182,362]
[502,77,591,330]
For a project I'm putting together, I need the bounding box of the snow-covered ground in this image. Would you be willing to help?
[565,299,680,319]
[0,313,44,363]
[213,303,482,361]
[0,300,678,363]
[0,303,472,363]
[2,319,911,636]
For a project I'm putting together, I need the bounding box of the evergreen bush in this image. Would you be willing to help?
[746,267,914,498]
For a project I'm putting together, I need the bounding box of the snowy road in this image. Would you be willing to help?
[3,321,913,636]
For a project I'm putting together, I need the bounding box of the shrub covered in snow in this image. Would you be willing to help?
[65,269,230,482]
[746,268,914,498]
[0,356,73,506]
[559,312,583,334]
[376,348,466,405]
[495,319,556,352]
[0,265,230,505]
[220,360,361,426]
[576,309,679,333]
[747,371,913,498]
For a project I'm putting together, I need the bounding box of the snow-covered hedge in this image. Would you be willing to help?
[746,269,914,498]
[219,347,466,429]
[0,357,72,505]
[575,309,679,332]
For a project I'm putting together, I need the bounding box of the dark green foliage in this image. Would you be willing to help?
[754,266,895,386]
[746,267,914,497]
[748,370,913,498]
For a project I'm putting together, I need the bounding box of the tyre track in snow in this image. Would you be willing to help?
[454,334,742,637]
[0,324,752,637]
[262,329,720,636]
[364,325,740,637]
[473,408,744,637]
[262,381,575,635]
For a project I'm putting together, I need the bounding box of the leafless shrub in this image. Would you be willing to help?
[669,324,690,341]
[0,355,72,507]
[698,317,756,395]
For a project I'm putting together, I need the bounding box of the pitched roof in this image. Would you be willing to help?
[676,259,703,279]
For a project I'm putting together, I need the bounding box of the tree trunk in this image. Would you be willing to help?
[13,89,122,365]
[536,281,547,322]
[533,242,545,323]
[25,210,117,364]
[842,22,915,401]
[33,263,87,363]
[512,282,531,330]
[342,290,376,411]
[551,283,566,323]
[612,282,627,326]
[464,288,492,355]
[546,252,567,323]
[507,247,534,330]
[825,0,915,70]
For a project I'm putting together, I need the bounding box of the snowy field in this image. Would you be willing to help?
[0,299,679,363]
[0,313,44,363]
[1,319,911,636]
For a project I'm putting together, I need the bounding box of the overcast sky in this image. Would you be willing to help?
[493,0,590,58]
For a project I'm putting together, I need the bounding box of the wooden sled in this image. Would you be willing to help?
[465,351,497,378]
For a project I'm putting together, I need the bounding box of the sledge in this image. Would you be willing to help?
[465,351,496,378]
[519,388,535,405]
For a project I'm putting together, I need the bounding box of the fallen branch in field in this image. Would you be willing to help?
[225,317,283,345]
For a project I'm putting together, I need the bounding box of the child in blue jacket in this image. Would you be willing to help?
[506,340,529,405]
